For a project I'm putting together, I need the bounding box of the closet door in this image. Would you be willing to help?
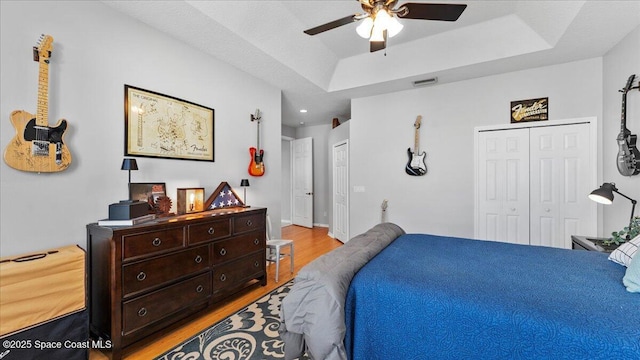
[529,123,593,249]
[477,129,530,244]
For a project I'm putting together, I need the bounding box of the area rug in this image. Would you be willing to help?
[155,280,308,360]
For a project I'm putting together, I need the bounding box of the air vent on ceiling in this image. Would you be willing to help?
[412,77,438,87]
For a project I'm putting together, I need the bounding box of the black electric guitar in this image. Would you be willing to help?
[405,115,427,176]
[616,74,640,176]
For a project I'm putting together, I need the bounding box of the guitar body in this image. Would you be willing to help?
[248,146,265,176]
[617,134,640,176]
[405,147,426,176]
[4,110,71,172]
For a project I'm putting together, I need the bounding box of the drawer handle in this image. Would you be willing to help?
[208,227,215,235]
[136,272,147,281]
[254,261,260,268]
[196,285,204,293]
[219,248,227,256]
[220,274,227,282]
[152,238,162,247]
[138,308,147,317]
[253,238,260,245]
[195,255,203,264]
[246,220,253,227]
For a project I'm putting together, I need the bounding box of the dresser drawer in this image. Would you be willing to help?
[233,213,265,234]
[188,218,231,245]
[122,273,211,336]
[212,251,264,295]
[123,227,185,260]
[212,230,265,264]
[122,245,209,298]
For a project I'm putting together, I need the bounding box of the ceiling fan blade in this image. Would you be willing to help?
[398,3,467,21]
[304,14,359,35]
[370,30,387,52]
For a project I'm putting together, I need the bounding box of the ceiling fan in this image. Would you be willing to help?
[304,0,467,53]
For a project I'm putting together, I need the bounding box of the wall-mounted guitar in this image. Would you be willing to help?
[616,74,640,176]
[3,34,71,173]
[248,109,265,176]
[405,115,427,176]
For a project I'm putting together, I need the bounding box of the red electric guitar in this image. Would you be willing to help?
[248,109,265,176]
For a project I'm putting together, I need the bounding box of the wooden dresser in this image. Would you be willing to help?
[86,207,266,360]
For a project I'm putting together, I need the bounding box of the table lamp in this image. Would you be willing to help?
[589,182,637,240]
[240,179,250,207]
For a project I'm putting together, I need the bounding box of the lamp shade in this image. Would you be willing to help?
[121,158,138,171]
[240,179,250,187]
[588,183,615,205]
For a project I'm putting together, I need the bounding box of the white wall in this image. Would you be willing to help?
[602,26,640,237]
[0,1,282,256]
[350,58,603,237]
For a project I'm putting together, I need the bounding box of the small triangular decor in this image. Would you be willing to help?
[204,182,244,210]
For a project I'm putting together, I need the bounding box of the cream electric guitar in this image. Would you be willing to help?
[4,35,71,172]
[405,115,427,176]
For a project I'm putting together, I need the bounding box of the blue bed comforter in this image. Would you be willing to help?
[344,234,640,360]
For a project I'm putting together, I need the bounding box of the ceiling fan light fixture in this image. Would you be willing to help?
[369,25,385,42]
[356,17,374,38]
[373,8,392,30]
[387,16,403,38]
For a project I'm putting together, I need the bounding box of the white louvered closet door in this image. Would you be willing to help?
[529,123,593,249]
[477,129,530,245]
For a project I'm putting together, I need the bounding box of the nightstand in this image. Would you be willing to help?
[571,235,617,253]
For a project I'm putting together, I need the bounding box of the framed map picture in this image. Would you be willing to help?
[125,85,214,161]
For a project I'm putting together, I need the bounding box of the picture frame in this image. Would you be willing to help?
[510,97,548,123]
[124,85,215,161]
[129,182,167,207]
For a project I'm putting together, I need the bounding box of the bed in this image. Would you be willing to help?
[279,223,640,360]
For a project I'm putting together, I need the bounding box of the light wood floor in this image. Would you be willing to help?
[90,225,342,360]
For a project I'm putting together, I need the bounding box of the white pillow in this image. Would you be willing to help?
[609,234,640,267]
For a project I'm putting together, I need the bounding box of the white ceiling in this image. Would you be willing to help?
[102,0,640,127]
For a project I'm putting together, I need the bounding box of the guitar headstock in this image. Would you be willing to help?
[251,109,262,122]
[414,115,422,129]
[33,34,54,62]
[381,199,388,211]
[621,74,636,94]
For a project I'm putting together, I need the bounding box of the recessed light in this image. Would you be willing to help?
[299,121,305,125]
[300,109,307,113]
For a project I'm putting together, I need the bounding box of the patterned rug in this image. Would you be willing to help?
[155,280,308,360]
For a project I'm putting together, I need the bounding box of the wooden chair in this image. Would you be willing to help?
[266,215,294,282]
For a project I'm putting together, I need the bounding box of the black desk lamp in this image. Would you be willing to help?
[240,179,250,207]
[589,182,637,240]
[121,158,138,202]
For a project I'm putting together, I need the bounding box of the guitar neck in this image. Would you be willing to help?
[414,126,420,152]
[256,120,260,150]
[37,56,49,126]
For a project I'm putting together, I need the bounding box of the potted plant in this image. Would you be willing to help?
[606,216,640,245]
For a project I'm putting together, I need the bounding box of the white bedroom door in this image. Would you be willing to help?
[292,137,313,228]
[333,140,349,242]
[477,128,530,244]
[529,123,593,249]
